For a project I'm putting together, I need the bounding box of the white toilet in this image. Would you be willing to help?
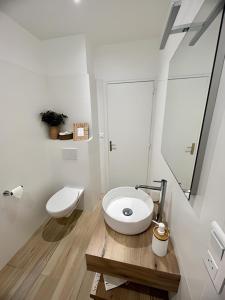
[46,187,84,218]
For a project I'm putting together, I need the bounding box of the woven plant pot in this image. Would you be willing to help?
[49,126,59,139]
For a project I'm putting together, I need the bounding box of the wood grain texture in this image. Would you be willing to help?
[86,215,180,292]
[90,273,169,300]
[0,207,101,300]
[0,202,180,299]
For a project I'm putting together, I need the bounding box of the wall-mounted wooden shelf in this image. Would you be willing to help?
[86,212,180,293]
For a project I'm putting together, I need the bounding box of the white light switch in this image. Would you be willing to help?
[214,253,225,293]
[204,221,225,294]
[62,148,78,160]
[210,230,224,266]
[204,250,218,280]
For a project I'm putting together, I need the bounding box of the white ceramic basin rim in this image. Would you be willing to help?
[102,187,154,235]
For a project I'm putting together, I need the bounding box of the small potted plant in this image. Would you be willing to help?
[40,110,68,139]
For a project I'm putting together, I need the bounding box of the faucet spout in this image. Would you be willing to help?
[135,184,161,191]
[157,179,167,222]
[135,179,167,222]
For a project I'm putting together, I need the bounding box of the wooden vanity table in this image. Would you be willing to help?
[85,211,180,299]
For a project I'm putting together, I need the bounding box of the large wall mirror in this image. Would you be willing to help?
[162,0,225,199]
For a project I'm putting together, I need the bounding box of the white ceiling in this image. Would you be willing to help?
[0,0,170,44]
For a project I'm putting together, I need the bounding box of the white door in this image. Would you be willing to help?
[107,81,153,189]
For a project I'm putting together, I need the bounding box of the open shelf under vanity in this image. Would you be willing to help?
[85,206,181,299]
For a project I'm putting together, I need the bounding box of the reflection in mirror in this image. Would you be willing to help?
[162,0,224,199]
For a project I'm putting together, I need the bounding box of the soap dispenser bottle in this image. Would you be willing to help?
[152,221,169,257]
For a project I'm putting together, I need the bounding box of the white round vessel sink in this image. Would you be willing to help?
[102,187,154,235]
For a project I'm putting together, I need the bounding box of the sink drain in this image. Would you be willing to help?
[122,208,133,216]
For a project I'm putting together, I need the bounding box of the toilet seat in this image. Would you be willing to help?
[46,187,84,218]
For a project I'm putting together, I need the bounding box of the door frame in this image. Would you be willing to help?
[97,79,156,193]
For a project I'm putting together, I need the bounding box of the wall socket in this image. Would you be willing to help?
[204,222,225,294]
[204,250,218,280]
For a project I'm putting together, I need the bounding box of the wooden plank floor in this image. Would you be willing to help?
[0,207,101,300]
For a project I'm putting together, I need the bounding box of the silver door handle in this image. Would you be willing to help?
[109,141,117,152]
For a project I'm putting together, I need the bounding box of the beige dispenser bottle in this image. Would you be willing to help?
[152,221,169,257]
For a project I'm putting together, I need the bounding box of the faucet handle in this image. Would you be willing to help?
[154,179,167,185]
[153,180,162,183]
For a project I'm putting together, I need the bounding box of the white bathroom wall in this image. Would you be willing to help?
[94,38,159,81]
[0,12,53,270]
[0,12,43,73]
[87,75,101,205]
[46,74,92,131]
[43,35,88,76]
[42,35,92,131]
[150,1,225,299]
[43,35,100,210]
[95,39,159,192]
[85,39,101,206]
[0,13,101,270]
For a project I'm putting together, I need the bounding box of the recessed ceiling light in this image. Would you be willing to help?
[74,0,81,4]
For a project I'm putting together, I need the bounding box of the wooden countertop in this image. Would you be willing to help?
[85,209,180,293]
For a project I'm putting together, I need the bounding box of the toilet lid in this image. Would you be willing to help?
[46,187,81,214]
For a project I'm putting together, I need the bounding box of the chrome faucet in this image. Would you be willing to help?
[135,179,167,222]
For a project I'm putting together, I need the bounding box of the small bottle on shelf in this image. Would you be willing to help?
[152,221,170,257]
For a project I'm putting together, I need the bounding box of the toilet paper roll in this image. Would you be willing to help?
[11,186,24,199]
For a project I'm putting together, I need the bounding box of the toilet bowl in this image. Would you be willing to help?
[46,187,84,218]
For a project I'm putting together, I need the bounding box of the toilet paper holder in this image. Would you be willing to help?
[3,185,23,196]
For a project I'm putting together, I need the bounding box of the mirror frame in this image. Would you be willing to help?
[163,6,225,198]
[191,7,225,195]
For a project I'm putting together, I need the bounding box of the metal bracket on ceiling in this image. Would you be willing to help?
[160,0,225,50]
[160,0,181,50]
[170,23,202,34]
